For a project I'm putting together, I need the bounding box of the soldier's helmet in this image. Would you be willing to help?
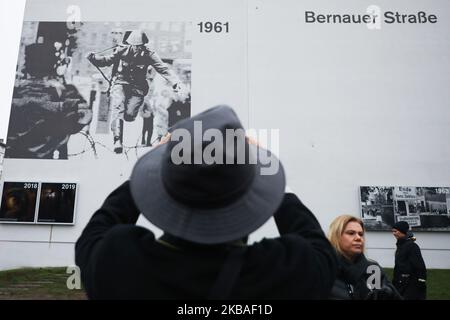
[124,30,149,46]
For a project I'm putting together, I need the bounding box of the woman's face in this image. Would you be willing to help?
[340,221,364,260]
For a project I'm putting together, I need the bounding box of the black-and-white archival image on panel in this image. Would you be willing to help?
[37,182,77,224]
[361,186,450,232]
[393,187,450,232]
[0,181,39,223]
[5,21,192,161]
[360,186,395,231]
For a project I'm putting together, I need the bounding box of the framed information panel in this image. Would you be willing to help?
[0,181,78,225]
[0,181,39,223]
[37,182,78,225]
[360,186,450,232]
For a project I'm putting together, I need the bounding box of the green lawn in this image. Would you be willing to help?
[0,267,449,300]
[0,267,86,300]
[383,268,450,300]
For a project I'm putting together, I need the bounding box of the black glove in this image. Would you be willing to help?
[417,279,427,292]
[365,285,403,300]
[86,52,96,62]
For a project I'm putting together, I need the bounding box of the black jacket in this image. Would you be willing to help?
[393,236,427,281]
[75,181,337,299]
[392,236,427,300]
[330,254,401,300]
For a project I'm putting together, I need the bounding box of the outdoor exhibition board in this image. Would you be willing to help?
[1,0,450,269]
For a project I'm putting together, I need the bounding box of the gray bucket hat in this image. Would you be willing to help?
[130,105,285,244]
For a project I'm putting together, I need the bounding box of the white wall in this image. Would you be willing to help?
[247,0,450,268]
[1,0,450,271]
[0,0,249,271]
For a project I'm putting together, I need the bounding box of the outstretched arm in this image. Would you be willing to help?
[86,47,122,68]
[148,51,180,86]
[75,181,141,295]
[268,193,338,299]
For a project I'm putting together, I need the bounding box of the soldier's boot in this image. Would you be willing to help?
[112,119,124,154]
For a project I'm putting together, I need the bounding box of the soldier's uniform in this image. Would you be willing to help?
[88,30,179,153]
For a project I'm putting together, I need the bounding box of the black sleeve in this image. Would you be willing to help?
[272,193,338,298]
[409,243,427,280]
[274,193,324,235]
[148,51,178,85]
[379,266,403,300]
[75,181,142,290]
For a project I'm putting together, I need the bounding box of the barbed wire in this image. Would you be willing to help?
[67,130,160,159]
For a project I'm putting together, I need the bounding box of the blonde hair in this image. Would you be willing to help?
[327,215,365,256]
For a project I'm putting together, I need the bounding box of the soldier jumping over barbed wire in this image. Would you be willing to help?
[86,30,181,154]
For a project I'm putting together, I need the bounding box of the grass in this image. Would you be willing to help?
[384,268,450,300]
[0,267,449,300]
[0,267,86,300]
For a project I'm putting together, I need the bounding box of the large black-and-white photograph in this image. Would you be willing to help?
[0,140,5,179]
[37,182,77,224]
[5,21,192,160]
[360,186,450,231]
[0,181,39,223]
[360,186,395,230]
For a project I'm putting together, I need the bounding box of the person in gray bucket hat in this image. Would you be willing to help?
[75,105,337,299]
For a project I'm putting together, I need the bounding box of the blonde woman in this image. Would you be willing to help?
[328,215,401,300]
